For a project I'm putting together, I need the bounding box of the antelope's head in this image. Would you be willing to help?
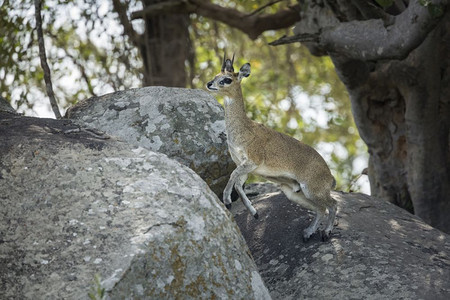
[206,53,251,97]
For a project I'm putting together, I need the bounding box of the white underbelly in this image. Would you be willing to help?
[254,165,300,190]
[253,165,287,177]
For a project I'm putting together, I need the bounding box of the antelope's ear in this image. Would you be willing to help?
[238,63,251,81]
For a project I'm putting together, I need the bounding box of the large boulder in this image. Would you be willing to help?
[65,87,234,197]
[0,113,270,299]
[234,184,450,299]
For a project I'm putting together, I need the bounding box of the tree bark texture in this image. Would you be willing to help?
[141,0,191,87]
[112,0,191,87]
[34,0,61,118]
[289,1,449,233]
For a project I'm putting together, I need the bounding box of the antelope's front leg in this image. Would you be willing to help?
[234,173,259,218]
[223,162,256,210]
[223,177,235,209]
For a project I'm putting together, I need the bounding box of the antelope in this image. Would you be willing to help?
[206,54,337,241]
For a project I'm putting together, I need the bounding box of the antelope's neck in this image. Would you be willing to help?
[223,89,252,144]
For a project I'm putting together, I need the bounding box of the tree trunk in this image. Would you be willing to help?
[112,0,191,87]
[141,0,191,87]
[280,1,450,233]
[331,12,450,232]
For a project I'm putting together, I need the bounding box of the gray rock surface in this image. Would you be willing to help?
[0,95,17,114]
[0,113,270,299]
[232,183,450,299]
[65,87,235,197]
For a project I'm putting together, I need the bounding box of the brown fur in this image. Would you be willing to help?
[206,58,337,241]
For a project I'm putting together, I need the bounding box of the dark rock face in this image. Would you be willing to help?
[66,86,235,197]
[233,184,450,299]
[0,113,269,299]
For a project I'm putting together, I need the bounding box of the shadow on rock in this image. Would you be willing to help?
[232,184,450,299]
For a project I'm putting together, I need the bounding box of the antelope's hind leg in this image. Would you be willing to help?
[302,210,325,242]
[320,198,337,241]
[279,184,326,242]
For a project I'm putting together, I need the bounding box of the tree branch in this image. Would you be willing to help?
[350,0,391,21]
[269,33,320,45]
[111,0,140,46]
[66,51,97,97]
[246,0,284,17]
[130,0,301,40]
[34,0,61,119]
[130,0,189,19]
[271,0,447,61]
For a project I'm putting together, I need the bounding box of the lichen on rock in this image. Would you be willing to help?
[66,86,235,197]
[0,113,269,299]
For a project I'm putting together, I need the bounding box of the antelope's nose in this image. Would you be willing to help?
[206,81,213,89]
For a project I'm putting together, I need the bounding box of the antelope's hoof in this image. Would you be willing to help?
[225,203,232,210]
[302,229,313,243]
[320,230,331,242]
[253,212,259,219]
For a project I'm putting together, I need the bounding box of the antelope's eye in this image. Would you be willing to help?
[219,78,232,85]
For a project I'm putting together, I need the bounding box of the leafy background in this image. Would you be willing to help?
[0,0,369,192]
